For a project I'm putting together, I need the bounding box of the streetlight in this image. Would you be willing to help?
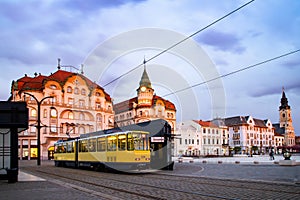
[24,92,53,166]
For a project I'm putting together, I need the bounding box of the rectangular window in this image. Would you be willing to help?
[107,135,117,151]
[118,134,126,151]
[68,98,74,105]
[79,140,88,152]
[97,137,106,151]
[88,138,96,152]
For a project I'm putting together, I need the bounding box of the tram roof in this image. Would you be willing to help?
[80,119,171,139]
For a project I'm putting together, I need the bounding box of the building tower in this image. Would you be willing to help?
[137,61,154,106]
[279,87,295,146]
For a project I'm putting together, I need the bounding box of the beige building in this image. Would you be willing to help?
[10,64,114,160]
[113,65,176,132]
[175,120,229,157]
[225,116,274,155]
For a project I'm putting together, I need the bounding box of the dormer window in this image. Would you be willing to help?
[67,86,72,93]
[50,84,57,89]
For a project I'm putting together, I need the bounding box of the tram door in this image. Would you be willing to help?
[48,146,54,160]
[150,137,173,170]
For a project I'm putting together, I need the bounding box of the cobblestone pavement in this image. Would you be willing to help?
[1,160,300,200]
[165,162,300,184]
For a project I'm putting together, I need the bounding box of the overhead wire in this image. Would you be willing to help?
[162,49,300,97]
[102,0,256,87]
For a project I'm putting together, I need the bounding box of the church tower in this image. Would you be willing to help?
[137,60,154,106]
[279,87,295,146]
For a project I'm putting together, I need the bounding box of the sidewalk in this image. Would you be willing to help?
[174,154,300,165]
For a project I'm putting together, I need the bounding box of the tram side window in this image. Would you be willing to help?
[133,133,149,151]
[57,143,67,153]
[97,137,106,151]
[118,134,126,151]
[107,135,117,151]
[66,142,74,153]
[88,138,96,152]
[79,140,88,152]
[127,133,134,151]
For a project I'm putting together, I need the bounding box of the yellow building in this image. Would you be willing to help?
[10,64,114,160]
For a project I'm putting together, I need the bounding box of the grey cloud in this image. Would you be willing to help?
[196,30,245,53]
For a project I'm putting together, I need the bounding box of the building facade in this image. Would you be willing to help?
[225,116,274,155]
[11,65,114,160]
[113,65,176,131]
[273,88,296,146]
[175,120,229,157]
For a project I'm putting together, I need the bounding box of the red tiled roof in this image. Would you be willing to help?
[113,95,176,114]
[152,95,176,111]
[193,120,218,128]
[15,69,111,101]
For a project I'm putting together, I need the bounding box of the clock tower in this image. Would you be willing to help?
[279,87,295,146]
[137,62,154,106]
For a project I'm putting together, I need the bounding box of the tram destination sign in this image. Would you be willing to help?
[151,137,164,143]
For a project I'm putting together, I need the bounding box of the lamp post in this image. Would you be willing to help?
[24,92,53,166]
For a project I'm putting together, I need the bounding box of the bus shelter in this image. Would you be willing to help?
[0,101,28,183]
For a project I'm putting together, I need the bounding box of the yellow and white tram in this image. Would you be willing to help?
[54,131,150,171]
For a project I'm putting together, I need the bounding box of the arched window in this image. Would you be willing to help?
[67,86,72,93]
[50,108,57,118]
[96,113,102,122]
[81,89,86,95]
[79,127,85,134]
[74,87,79,94]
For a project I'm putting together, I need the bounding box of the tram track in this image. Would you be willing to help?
[20,163,300,200]
[22,166,240,200]
[38,165,300,196]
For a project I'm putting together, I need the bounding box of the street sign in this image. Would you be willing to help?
[0,101,28,131]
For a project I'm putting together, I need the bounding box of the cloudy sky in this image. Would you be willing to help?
[1,0,299,135]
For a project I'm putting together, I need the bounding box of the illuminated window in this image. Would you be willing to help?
[68,98,74,105]
[43,109,47,118]
[50,108,57,118]
[68,112,73,119]
[31,109,37,117]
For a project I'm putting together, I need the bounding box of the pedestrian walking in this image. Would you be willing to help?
[269,150,274,160]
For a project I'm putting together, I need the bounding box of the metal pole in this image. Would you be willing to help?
[24,92,53,166]
[37,101,41,166]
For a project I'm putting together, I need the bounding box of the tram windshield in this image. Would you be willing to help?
[127,132,149,151]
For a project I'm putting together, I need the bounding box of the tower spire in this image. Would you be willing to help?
[280,86,290,110]
[139,58,152,89]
